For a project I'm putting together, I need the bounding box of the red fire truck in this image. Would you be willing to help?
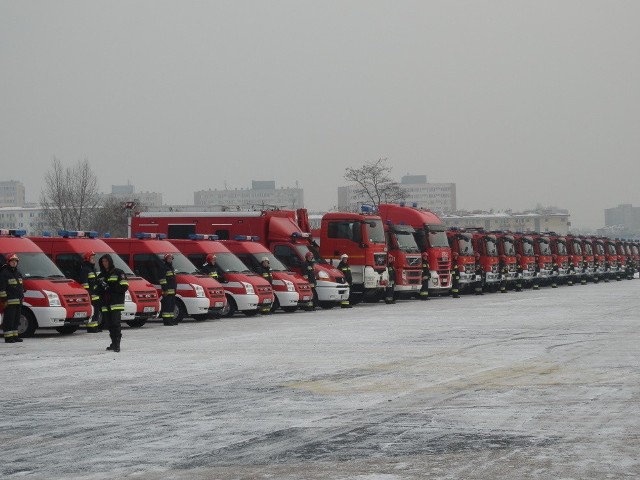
[603,238,620,281]
[531,233,553,285]
[579,236,597,282]
[467,229,501,291]
[446,228,478,291]
[104,234,226,321]
[169,236,274,316]
[494,231,518,287]
[548,233,569,284]
[315,207,388,302]
[384,222,422,298]
[31,230,160,327]
[513,233,537,287]
[222,237,316,310]
[131,210,348,308]
[591,237,607,281]
[0,229,92,337]
[377,203,451,294]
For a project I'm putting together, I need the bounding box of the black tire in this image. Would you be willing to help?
[221,296,237,318]
[192,315,208,322]
[270,297,280,313]
[318,301,335,309]
[56,325,78,335]
[174,299,188,323]
[282,306,298,313]
[126,320,147,328]
[17,308,37,338]
[243,310,259,316]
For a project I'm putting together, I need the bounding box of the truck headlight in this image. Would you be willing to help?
[241,282,255,295]
[283,279,295,292]
[192,284,205,298]
[43,290,61,307]
[317,270,329,279]
[125,291,132,302]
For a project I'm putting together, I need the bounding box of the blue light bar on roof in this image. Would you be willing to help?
[233,235,260,242]
[135,232,167,239]
[58,230,98,238]
[0,229,26,237]
[188,234,219,241]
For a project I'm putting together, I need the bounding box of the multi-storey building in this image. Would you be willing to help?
[0,180,26,207]
[442,209,571,235]
[0,206,47,234]
[194,181,304,211]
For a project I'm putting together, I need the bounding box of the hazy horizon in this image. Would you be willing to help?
[2,1,639,229]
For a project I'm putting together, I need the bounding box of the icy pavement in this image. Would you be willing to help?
[2,280,640,479]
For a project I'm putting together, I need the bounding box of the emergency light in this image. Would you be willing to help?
[291,232,310,239]
[234,235,260,242]
[136,232,167,240]
[0,229,26,237]
[58,230,98,238]
[188,234,219,241]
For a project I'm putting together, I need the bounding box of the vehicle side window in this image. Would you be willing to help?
[133,253,162,283]
[215,230,230,240]
[189,254,206,268]
[235,253,257,271]
[56,253,82,282]
[273,244,300,267]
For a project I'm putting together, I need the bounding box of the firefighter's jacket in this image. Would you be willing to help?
[303,261,316,287]
[96,267,129,312]
[0,264,24,306]
[337,261,352,286]
[201,263,225,283]
[159,261,176,296]
[79,261,100,302]
[256,264,273,284]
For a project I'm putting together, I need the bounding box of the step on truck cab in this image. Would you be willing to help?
[131,210,348,308]
[446,228,478,291]
[104,234,226,322]
[0,229,92,337]
[377,203,452,294]
[384,222,422,298]
[170,235,274,316]
[316,206,388,303]
[224,237,315,311]
[31,230,160,327]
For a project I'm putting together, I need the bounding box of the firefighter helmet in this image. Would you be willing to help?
[206,253,216,263]
[261,256,269,263]
[164,253,174,261]
[305,251,314,260]
[341,254,348,260]
[83,251,96,262]
[6,253,18,262]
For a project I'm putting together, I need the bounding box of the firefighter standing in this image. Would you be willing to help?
[450,260,460,299]
[337,254,353,308]
[532,255,541,290]
[498,257,508,293]
[550,255,559,288]
[303,251,317,310]
[0,254,24,343]
[473,258,484,295]
[566,258,575,286]
[159,253,177,326]
[79,251,101,332]
[96,254,128,352]
[515,255,523,292]
[201,253,225,283]
[419,252,430,300]
[384,255,396,304]
[255,257,273,313]
[581,259,589,285]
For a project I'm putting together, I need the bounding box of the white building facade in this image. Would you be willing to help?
[194,181,304,211]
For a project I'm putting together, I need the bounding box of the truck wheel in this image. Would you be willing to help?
[56,325,78,335]
[173,299,187,323]
[243,309,259,316]
[126,320,147,328]
[270,297,280,313]
[221,296,237,318]
[193,315,208,322]
[17,308,37,338]
[318,301,334,309]
[282,306,298,313]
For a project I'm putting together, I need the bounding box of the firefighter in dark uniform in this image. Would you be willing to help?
[515,254,523,292]
[337,254,353,308]
[79,251,101,332]
[96,254,128,352]
[0,253,24,343]
[201,253,225,283]
[532,255,541,290]
[498,257,508,293]
[450,254,460,298]
[303,251,317,310]
[159,253,177,326]
[255,257,273,313]
[550,255,559,288]
[473,257,484,295]
[419,252,430,300]
[615,259,623,281]
[581,259,588,285]
[566,258,575,286]
[626,255,635,280]
[384,255,396,304]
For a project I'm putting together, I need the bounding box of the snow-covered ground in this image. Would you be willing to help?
[2,280,640,479]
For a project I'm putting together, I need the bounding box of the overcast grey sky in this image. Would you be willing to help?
[2,1,639,229]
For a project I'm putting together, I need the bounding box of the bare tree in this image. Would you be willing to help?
[89,196,143,238]
[344,158,406,209]
[40,158,101,231]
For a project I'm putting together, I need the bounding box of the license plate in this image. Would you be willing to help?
[143,306,156,313]
[215,302,224,308]
[302,296,311,301]
[74,311,88,319]
[264,298,272,304]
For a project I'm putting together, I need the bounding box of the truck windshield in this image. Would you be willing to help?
[294,245,330,265]
[607,244,616,255]
[485,237,498,256]
[158,253,199,274]
[522,240,535,256]
[583,243,593,255]
[250,253,288,272]
[395,231,420,253]
[457,235,474,255]
[595,243,605,255]
[95,252,135,275]
[365,219,386,244]
[556,241,567,256]
[571,241,582,255]
[426,228,449,247]
[502,238,515,256]
[216,252,253,273]
[537,240,551,255]
[13,252,66,279]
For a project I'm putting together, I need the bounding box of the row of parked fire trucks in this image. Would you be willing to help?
[1,203,638,337]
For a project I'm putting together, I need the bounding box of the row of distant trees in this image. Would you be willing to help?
[39,157,405,235]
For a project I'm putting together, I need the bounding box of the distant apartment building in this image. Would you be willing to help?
[601,204,640,238]
[338,175,456,213]
[194,181,304,211]
[108,184,163,207]
[441,208,571,235]
[0,180,26,207]
[0,206,47,234]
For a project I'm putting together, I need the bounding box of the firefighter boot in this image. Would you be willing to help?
[4,333,15,343]
[13,332,23,342]
[113,335,121,353]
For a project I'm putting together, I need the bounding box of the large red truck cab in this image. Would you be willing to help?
[579,236,597,281]
[548,233,570,283]
[493,231,518,286]
[531,233,553,284]
[446,228,477,289]
[31,230,160,327]
[591,237,607,280]
[223,237,316,310]
[467,229,500,289]
[104,234,226,321]
[316,207,388,302]
[0,229,92,337]
[131,210,348,308]
[169,236,274,316]
[384,222,422,298]
[603,238,620,280]
[377,203,451,293]
[513,233,536,286]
